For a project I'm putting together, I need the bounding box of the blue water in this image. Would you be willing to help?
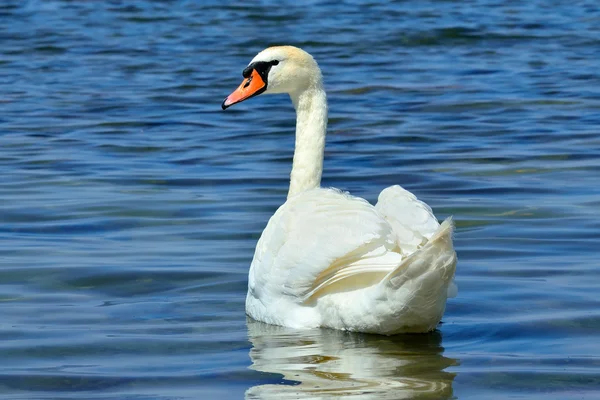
[2,1,600,399]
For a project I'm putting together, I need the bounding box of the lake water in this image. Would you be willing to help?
[2,1,600,399]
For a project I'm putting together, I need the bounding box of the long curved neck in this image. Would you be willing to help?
[288,86,327,198]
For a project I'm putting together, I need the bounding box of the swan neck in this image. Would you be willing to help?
[288,86,327,198]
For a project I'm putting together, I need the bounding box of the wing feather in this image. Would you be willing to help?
[375,185,441,255]
[249,188,401,304]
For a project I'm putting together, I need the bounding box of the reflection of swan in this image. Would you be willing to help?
[222,46,457,334]
[246,319,457,399]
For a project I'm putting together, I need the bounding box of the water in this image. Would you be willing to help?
[1,0,600,398]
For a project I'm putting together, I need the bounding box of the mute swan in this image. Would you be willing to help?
[222,46,457,335]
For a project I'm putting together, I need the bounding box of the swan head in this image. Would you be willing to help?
[222,46,322,110]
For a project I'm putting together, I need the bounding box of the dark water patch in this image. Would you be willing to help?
[0,374,133,392]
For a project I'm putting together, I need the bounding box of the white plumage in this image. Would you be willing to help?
[223,46,457,335]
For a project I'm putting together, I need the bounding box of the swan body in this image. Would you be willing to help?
[223,46,457,335]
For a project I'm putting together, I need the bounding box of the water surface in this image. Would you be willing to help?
[1,1,600,399]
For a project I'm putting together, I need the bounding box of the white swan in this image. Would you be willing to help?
[222,46,457,335]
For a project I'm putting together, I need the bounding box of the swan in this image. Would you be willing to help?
[222,46,457,335]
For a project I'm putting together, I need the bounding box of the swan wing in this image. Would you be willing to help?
[376,185,457,298]
[249,188,403,305]
[375,185,441,255]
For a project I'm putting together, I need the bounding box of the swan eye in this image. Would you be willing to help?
[270,60,279,66]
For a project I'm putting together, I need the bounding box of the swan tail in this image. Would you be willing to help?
[377,218,457,333]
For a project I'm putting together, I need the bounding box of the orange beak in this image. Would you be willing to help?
[222,69,267,110]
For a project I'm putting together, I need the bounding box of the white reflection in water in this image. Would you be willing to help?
[246,319,457,399]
